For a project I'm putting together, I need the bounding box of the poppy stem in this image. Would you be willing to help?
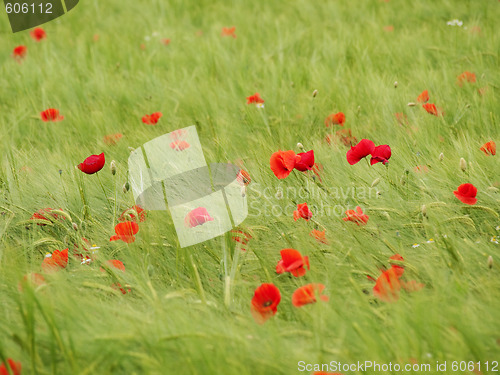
[95,172,113,214]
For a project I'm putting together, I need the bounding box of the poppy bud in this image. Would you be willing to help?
[123,182,130,193]
[110,160,117,175]
[488,255,493,269]
[439,152,444,161]
[408,102,416,107]
[486,186,498,193]
[128,147,135,153]
[394,81,398,88]
[460,158,467,172]
[297,142,304,150]
[421,205,427,217]
[72,222,78,231]
[371,178,381,188]
[312,89,318,97]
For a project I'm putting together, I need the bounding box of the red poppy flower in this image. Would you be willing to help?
[236,169,251,186]
[231,229,252,250]
[30,27,46,42]
[389,254,405,277]
[30,207,65,226]
[184,207,214,228]
[480,141,496,156]
[221,26,236,38]
[103,133,123,145]
[310,229,328,244]
[170,129,188,141]
[19,272,46,291]
[294,150,315,171]
[276,249,310,277]
[170,140,191,151]
[422,103,440,116]
[370,144,392,165]
[292,283,329,307]
[270,150,297,179]
[343,206,369,225]
[326,129,357,147]
[110,221,139,243]
[42,248,69,273]
[0,359,21,375]
[119,205,146,223]
[12,45,27,61]
[293,203,312,221]
[417,90,429,103]
[413,165,429,173]
[457,71,476,87]
[142,112,162,125]
[251,283,281,324]
[246,93,264,105]
[373,267,402,302]
[346,139,375,165]
[453,183,478,205]
[40,108,64,122]
[161,38,171,46]
[78,153,105,174]
[394,112,409,125]
[324,112,345,127]
[101,259,126,272]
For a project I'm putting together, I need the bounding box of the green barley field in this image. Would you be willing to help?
[0,0,499,374]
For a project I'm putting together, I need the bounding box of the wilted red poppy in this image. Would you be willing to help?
[30,207,65,226]
[251,283,281,324]
[276,249,310,277]
[236,169,251,186]
[246,93,264,105]
[346,139,375,165]
[457,71,476,86]
[453,183,477,205]
[119,205,146,223]
[293,203,312,221]
[12,45,27,61]
[270,150,297,179]
[170,140,191,151]
[417,90,429,103]
[310,229,328,244]
[78,153,105,174]
[373,267,401,302]
[0,359,21,375]
[110,221,139,243]
[294,150,315,171]
[324,112,345,127]
[184,207,214,228]
[480,141,496,156]
[422,103,440,116]
[42,248,69,273]
[370,144,392,165]
[142,112,162,125]
[103,133,123,145]
[40,108,64,122]
[30,27,46,42]
[343,206,369,225]
[292,283,329,307]
[222,26,236,38]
